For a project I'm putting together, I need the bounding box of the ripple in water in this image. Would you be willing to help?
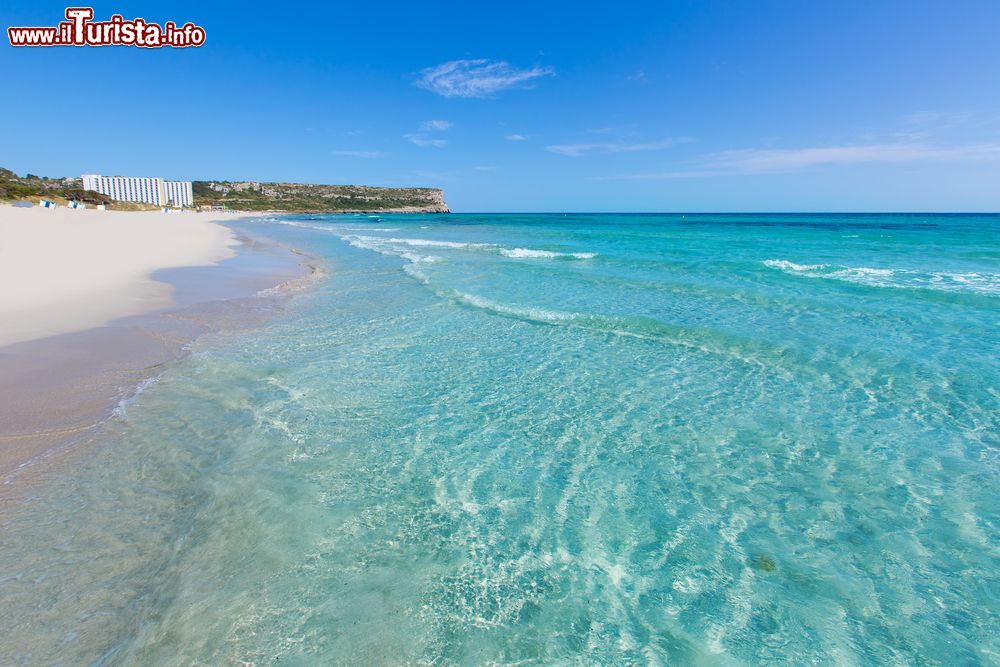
[1,213,998,664]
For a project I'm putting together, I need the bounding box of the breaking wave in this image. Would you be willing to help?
[500,248,597,260]
[762,259,829,272]
[763,259,1000,295]
[343,235,596,261]
[246,220,598,263]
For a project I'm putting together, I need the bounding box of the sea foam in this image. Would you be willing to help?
[500,248,597,260]
[763,259,1000,295]
[344,234,597,264]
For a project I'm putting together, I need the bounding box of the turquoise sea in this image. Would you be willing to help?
[2,213,999,665]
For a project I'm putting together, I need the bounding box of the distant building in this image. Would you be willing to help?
[82,174,194,208]
[163,180,193,208]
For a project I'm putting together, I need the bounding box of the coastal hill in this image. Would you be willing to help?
[0,168,449,213]
[0,168,117,208]
[193,181,449,213]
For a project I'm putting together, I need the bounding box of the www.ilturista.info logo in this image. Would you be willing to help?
[8,8,205,48]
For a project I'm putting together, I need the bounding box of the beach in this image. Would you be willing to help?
[0,206,239,347]
[0,205,316,482]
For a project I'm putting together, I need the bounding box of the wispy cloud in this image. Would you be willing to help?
[598,141,1000,179]
[334,150,384,158]
[505,133,528,141]
[404,134,447,148]
[705,143,950,171]
[546,138,690,157]
[404,119,451,148]
[415,59,554,98]
[420,119,452,132]
[586,126,630,135]
[627,70,648,84]
[901,111,975,129]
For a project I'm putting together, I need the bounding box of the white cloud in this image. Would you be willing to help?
[701,143,978,171]
[420,119,452,132]
[505,133,528,141]
[586,126,629,135]
[404,134,447,148]
[334,150,384,158]
[597,141,1000,179]
[404,120,451,148]
[545,138,689,157]
[415,59,554,98]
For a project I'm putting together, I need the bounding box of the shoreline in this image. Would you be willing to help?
[0,212,324,486]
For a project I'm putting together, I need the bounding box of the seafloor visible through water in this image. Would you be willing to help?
[2,213,997,664]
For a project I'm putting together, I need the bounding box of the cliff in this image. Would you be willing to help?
[193,181,449,213]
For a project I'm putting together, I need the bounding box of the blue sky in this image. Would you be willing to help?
[3,0,1000,211]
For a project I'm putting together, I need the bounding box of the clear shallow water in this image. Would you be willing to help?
[2,213,999,665]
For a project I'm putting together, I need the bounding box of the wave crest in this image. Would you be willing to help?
[763,259,999,295]
[501,248,597,260]
[344,234,597,262]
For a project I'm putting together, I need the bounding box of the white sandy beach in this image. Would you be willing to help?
[0,206,239,348]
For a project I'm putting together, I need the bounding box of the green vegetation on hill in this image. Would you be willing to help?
[193,180,449,213]
[0,168,113,207]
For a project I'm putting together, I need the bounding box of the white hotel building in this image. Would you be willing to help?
[82,174,194,208]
